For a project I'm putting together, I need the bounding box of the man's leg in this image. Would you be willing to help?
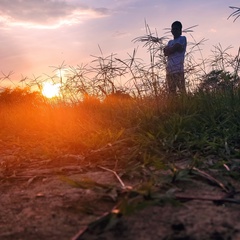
[176,72,186,94]
[166,73,177,94]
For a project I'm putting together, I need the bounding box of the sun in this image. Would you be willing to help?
[42,82,61,98]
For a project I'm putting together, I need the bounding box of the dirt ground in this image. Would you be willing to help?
[1,143,240,240]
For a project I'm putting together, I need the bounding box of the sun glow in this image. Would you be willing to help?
[42,82,61,98]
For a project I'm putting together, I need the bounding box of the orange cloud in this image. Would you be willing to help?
[0,0,109,29]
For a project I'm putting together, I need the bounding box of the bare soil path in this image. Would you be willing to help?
[1,143,240,240]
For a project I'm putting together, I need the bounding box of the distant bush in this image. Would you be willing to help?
[0,87,44,106]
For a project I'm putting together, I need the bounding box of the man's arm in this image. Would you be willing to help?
[164,43,184,56]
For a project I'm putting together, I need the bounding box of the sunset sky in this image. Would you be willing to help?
[0,0,239,85]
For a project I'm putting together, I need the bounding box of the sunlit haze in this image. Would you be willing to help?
[0,0,239,85]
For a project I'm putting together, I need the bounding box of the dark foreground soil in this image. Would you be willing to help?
[1,143,240,240]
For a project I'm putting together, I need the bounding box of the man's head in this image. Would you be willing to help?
[171,21,182,39]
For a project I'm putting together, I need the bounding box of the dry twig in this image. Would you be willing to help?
[98,166,127,189]
[192,167,230,193]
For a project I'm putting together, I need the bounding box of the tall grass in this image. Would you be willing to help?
[1,88,240,167]
[0,26,239,171]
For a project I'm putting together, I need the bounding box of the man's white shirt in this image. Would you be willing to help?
[166,36,187,74]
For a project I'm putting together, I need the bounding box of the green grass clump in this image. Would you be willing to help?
[136,90,240,162]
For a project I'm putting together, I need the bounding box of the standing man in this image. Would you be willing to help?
[164,21,187,94]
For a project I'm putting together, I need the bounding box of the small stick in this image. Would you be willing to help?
[192,167,229,193]
[98,166,126,188]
